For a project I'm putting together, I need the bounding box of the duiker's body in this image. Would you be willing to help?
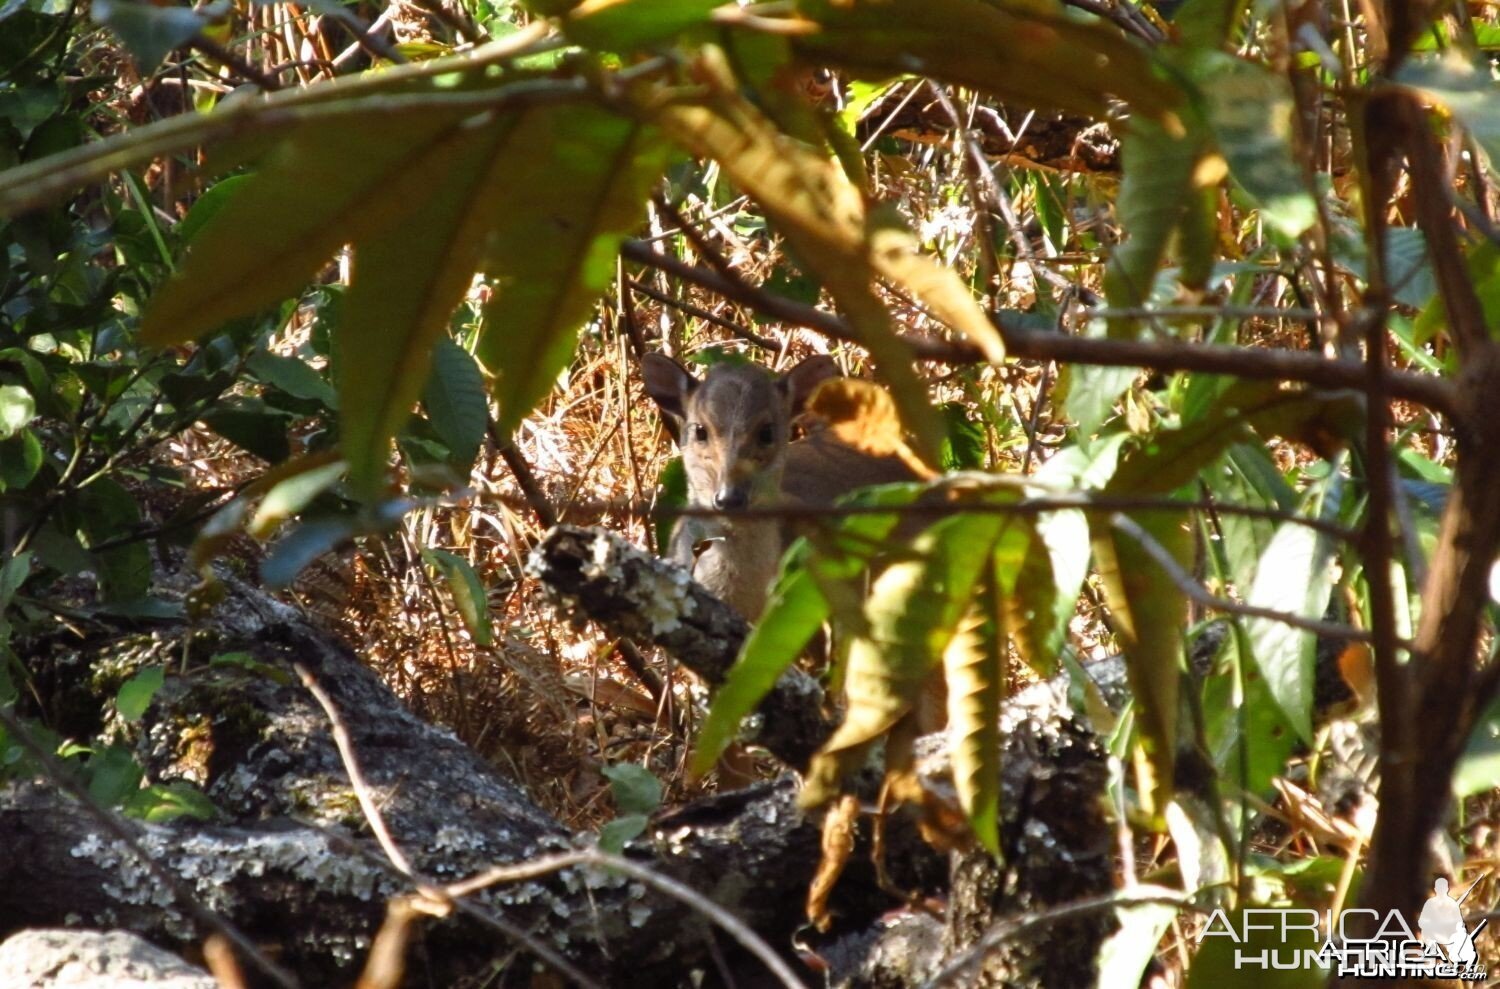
[643,354,916,619]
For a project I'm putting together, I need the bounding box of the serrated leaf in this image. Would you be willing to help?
[803,502,1010,806]
[421,336,489,470]
[480,108,666,438]
[422,548,493,646]
[116,666,165,722]
[944,595,1001,856]
[602,762,662,815]
[693,483,922,775]
[1093,510,1190,819]
[598,814,647,853]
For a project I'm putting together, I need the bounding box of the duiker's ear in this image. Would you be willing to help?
[641,353,699,420]
[779,355,839,413]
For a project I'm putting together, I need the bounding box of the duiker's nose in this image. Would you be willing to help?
[713,487,749,511]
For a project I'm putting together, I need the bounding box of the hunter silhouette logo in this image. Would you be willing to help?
[1418,877,1484,969]
[1198,874,1490,980]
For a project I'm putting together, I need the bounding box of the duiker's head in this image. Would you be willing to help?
[643,354,837,511]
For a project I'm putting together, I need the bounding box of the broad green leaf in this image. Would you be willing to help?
[1187,909,1324,989]
[794,0,1182,124]
[1093,509,1190,819]
[480,108,667,438]
[1096,887,1182,988]
[0,384,35,439]
[561,0,718,50]
[1103,118,1203,323]
[1201,627,1298,797]
[176,173,252,244]
[200,399,293,462]
[1243,475,1339,742]
[0,551,31,611]
[422,548,493,646]
[339,115,526,495]
[803,503,1010,805]
[938,402,986,471]
[1197,53,1316,240]
[247,459,347,538]
[1108,382,1360,497]
[77,480,150,603]
[247,350,338,408]
[261,518,356,589]
[944,590,1002,855]
[602,762,662,815]
[1064,325,1138,439]
[1207,443,1292,592]
[116,666,165,722]
[421,336,489,470]
[86,744,143,806]
[693,483,922,774]
[598,814,647,853]
[1170,0,1249,47]
[92,0,215,72]
[122,781,217,822]
[140,105,485,346]
[1395,53,1500,172]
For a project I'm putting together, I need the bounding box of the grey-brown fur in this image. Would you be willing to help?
[642,353,915,619]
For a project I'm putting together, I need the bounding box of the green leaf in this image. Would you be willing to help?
[122,781,217,822]
[247,350,338,408]
[177,173,253,244]
[1243,475,1339,742]
[1187,908,1324,989]
[116,666,165,722]
[92,0,215,72]
[1395,53,1500,173]
[479,108,667,438]
[1197,53,1317,239]
[803,501,1010,805]
[338,115,527,497]
[1103,118,1202,322]
[653,457,688,557]
[943,592,1001,855]
[0,384,35,439]
[1093,509,1190,819]
[140,102,490,346]
[938,401,986,471]
[1096,887,1181,987]
[260,518,356,589]
[77,480,151,603]
[421,336,489,471]
[86,744,143,806]
[794,0,1182,124]
[602,762,662,816]
[561,0,717,50]
[0,431,43,491]
[692,483,922,775]
[247,459,347,538]
[598,814,647,853]
[200,398,293,462]
[422,548,493,646]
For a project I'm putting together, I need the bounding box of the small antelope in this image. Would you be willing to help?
[642,353,916,620]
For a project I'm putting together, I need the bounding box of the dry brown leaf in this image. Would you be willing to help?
[804,378,938,479]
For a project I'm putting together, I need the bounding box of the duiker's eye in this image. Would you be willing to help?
[692,424,708,443]
[757,424,776,446]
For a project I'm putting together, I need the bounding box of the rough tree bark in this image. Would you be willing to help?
[1,529,1116,987]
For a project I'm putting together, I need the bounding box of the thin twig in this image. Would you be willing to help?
[292,664,601,988]
[0,706,300,989]
[446,850,806,989]
[1109,514,1396,647]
